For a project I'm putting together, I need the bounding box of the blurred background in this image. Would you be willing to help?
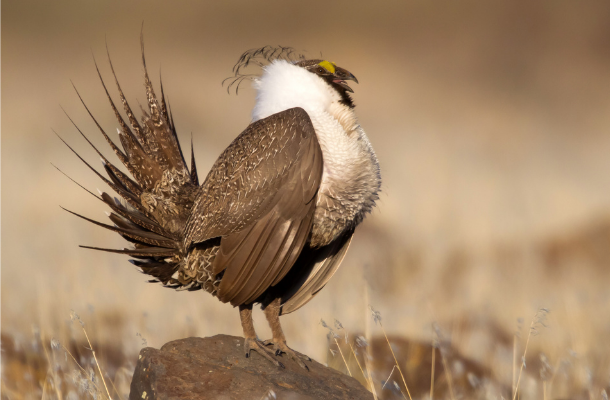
[3,1,610,399]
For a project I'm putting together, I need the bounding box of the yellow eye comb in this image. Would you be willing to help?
[318,60,336,74]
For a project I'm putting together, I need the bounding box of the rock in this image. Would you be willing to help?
[129,334,374,400]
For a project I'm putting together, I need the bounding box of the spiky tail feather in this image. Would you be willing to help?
[58,35,201,289]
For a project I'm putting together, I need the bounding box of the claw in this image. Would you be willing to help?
[262,339,310,370]
[243,337,285,368]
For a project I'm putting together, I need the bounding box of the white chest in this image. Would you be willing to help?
[250,60,381,247]
[308,110,366,192]
[306,108,381,247]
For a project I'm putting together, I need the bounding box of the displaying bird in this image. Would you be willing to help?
[59,41,381,369]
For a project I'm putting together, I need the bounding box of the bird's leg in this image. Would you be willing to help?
[239,304,285,368]
[262,297,311,370]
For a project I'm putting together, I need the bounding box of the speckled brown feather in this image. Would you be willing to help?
[61,43,202,286]
[105,43,149,153]
[181,107,323,305]
[184,108,321,245]
[62,105,144,197]
[189,135,199,186]
[98,192,178,239]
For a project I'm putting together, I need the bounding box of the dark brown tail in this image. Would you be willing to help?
[58,35,201,289]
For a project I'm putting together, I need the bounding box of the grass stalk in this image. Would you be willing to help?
[439,347,456,400]
[381,365,397,390]
[80,327,112,400]
[430,343,436,400]
[543,381,547,400]
[364,287,377,400]
[108,372,126,400]
[61,343,107,397]
[71,311,113,400]
[512,327,533,400]
[378,322,413,400]
[364,357,379,400]
[512,308,549,400]
[41,377,48,400]
[41,334,63,400]
[348,343,367,379]
[432,323,456,400]
[362,288,379,400]
[512,335,517,400]
[333,337,353,377]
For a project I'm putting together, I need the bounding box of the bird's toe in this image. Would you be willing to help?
[263,339,310,370]
[243,337,285,368]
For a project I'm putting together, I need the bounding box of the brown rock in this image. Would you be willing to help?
[129,334,373,400]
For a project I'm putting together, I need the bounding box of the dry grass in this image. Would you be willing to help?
[3,232,610,400]
[1,319,134,400]
[324,306,609,400]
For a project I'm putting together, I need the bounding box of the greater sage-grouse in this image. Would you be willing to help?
[60,42,381,369]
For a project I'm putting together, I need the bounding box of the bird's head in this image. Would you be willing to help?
[225,46,359,120]
[294,59,358,108]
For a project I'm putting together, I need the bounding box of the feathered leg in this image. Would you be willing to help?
[262,298,311,370]
[239,304,284,368]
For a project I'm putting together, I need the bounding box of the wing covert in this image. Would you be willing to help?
[183,107,324,306]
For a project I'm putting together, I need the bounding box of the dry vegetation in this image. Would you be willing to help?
[3,1,610,399]
[3,223,610,400]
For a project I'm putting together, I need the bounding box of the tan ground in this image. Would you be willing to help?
[2,1,610,399]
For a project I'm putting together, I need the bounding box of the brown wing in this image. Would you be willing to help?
[183,107,324,306]
[274,230,354,315]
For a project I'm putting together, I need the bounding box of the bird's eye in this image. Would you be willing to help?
[317,67,325,74]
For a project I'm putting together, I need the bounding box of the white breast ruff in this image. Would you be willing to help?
[252,60,381,246]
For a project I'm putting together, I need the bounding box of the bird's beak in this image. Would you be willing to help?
[332,67,358,93]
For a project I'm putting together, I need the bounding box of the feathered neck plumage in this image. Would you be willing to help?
[251,60,344,122]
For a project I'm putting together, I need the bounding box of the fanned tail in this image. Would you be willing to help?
[59,37,201,288]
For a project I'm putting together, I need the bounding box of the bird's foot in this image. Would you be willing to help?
[262,339,311,370]
[243,337,285,368]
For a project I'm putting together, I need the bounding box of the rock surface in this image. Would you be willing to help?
[129,334,373,400]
